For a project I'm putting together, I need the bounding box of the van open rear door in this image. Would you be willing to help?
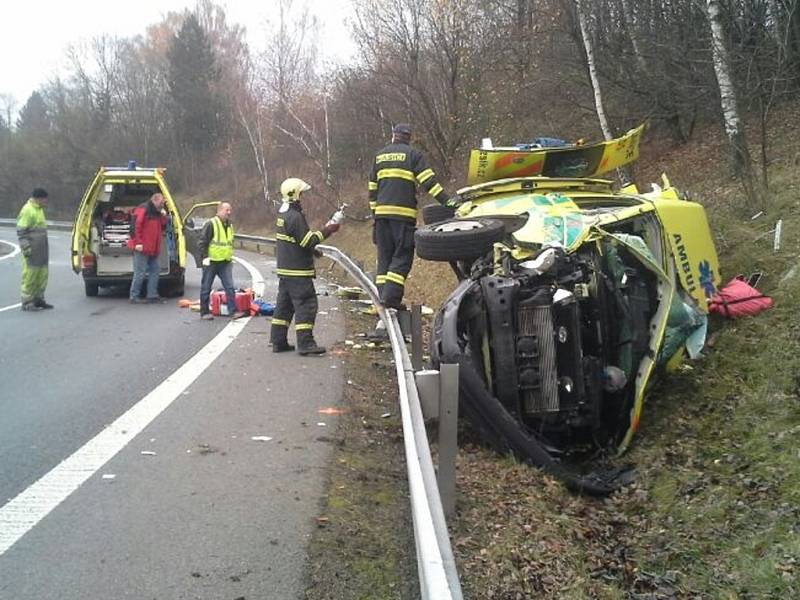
[71,170,106,273]
[181,201,221,268]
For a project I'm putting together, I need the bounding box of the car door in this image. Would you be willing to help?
[181,201,221,268]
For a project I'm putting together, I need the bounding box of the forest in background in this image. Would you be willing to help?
[1,0,799,224]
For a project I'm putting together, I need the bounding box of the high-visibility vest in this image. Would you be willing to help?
[208,216,234,262]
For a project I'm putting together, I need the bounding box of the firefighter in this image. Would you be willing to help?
[17,188,53,311]
[368,123,456,309]
[270,178,342,355]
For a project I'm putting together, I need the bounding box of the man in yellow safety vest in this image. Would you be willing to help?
[198,202,246,320]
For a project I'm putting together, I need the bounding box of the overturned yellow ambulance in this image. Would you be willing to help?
[416,125,720,494]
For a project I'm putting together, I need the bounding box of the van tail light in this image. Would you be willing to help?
[82,254,95,268]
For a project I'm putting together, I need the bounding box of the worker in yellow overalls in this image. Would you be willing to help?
[17,188,53,311]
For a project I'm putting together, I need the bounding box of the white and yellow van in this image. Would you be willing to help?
[70,163,209,297]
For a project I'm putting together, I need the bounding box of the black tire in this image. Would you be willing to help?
[415,218,505,262]
[160,275,185,298]
[84,281,99,297]
[422,203,456,225]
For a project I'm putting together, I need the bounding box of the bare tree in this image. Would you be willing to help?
[236,69,273,208]
[706,0,763,209]
[575,0,613,140]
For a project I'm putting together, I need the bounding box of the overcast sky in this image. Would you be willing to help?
[0,0,356,111]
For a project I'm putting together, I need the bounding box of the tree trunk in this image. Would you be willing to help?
[576,0,613,141]
[619,0,647,73]
[706,0,763,209]
[789,0,800,73]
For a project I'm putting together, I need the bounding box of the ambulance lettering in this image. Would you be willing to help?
[673,233,696,293]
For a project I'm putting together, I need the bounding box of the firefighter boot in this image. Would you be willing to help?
[296,331,326,356]
[270,324,295,353]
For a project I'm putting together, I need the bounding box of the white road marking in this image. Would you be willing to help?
[0,254,265,556]
[233,254,265,296]
[0,238,21,261]
[0,303,22,313]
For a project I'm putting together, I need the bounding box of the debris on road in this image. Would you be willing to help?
[101,474,116,481]
[318,407,346,415]
[250,436,273,442]
[140,450,157,456]
[336,286,365,299]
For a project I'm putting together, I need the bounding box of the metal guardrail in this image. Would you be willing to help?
[315,244,463,600]
[0,218,73,231]
[0,218,462,598]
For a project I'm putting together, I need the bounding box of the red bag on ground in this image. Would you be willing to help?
[211,290,253,316]
[709,278,773,319]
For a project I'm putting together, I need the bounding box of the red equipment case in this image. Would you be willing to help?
[211,290,252,316]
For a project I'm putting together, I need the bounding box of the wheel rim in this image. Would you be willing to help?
[433,220,487,233]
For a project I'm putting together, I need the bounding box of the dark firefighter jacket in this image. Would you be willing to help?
[368,142,449,223]
[275,202,325,278]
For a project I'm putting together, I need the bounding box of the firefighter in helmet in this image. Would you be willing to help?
[368,123,457,310]
[270,177,342,355]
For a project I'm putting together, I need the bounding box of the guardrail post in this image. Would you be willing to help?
[414,369,440,420]
[438,363,459,519]
[411,304,423,371]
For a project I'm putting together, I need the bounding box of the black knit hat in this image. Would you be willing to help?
[31,187,48,199]
[392,123,411,137]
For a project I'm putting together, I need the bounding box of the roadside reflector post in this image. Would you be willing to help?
[438,363,459,519]
[774,219,783,252]
[411,304,423,371]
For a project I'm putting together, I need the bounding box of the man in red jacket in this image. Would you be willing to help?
[129,193,168,303]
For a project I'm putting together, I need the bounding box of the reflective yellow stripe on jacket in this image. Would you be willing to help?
[377,168,415,182]
[299,230,324,248]
[416,169,434,184]
[374,205,418,219]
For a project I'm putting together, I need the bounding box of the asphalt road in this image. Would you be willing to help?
[0,227,346,599]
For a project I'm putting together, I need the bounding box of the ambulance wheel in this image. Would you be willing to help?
[173,274,185,297]
[160,276,185,297]
[415,218,505,262]
[422,203,456,224]
[85,281,99,297]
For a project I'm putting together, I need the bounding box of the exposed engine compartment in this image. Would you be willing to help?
[460,241,659,453]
